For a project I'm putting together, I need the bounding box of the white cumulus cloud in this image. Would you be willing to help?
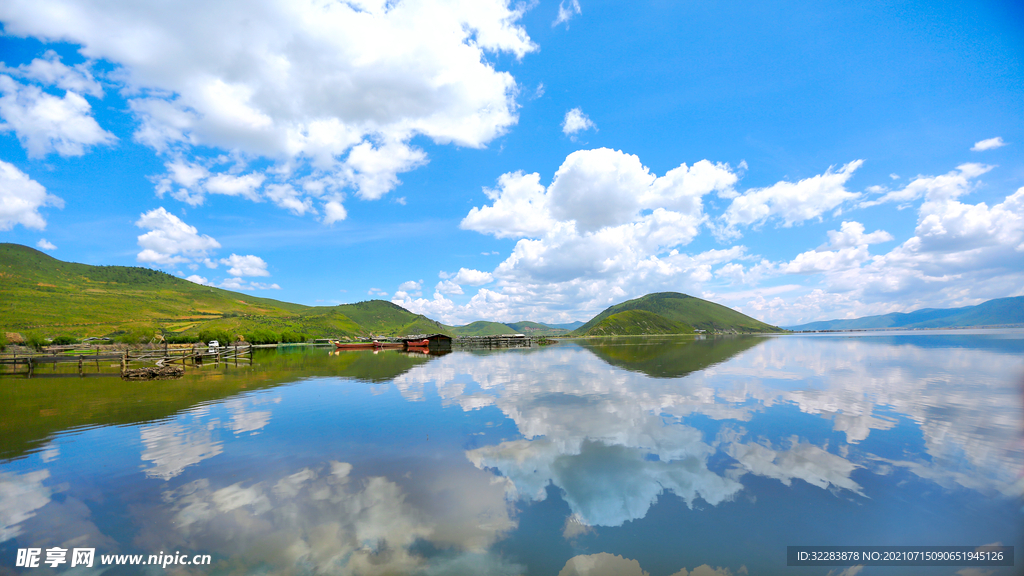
[435,279,465,295]
[720,160,862,235]
[0,0,538,212]
[220,254,270,277]
[561,107,595,136]
[0,160,64,230]
[438,148,745,323]
[323,200,348,225]
[134,207,221,266]
[204,172,265,202]
[858,163,992,209]
[0,75,116,158]
[35,238,56,250]
[0,50,104,98]
[971,136,1006,152]
[738,166,1024,325]
[460,171,555,239]
[398,280,423,292]
[453,268,493,286]
[265,183,315,216]
[782,221,893,275]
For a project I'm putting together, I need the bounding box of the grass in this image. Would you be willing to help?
[1,244,787,342]
[449,321,516,336]
[577,309,693,336]
[573,292,785,336]
[506,321,572,336]
[0,243,455,341]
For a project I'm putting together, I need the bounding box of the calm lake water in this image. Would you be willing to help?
[1,331,1022,575]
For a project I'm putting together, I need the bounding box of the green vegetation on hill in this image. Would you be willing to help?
[785,296,1024,331]
[506,321,572,336]
[450,321,516,336]
[0,243,450,340]
[578,309,693,336]
[573,292,783,336]
[0,244,784,342]
[321,300,450,337]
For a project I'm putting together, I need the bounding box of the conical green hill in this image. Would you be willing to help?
[573,292,784,336]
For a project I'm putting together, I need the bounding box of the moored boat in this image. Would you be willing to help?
[374,341,404,349]
[405,339,430,348]
[332,340,376,350]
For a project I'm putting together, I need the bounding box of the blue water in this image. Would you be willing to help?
[1,331,1022,575]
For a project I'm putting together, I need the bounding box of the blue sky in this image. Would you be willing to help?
[0,0,1021,326]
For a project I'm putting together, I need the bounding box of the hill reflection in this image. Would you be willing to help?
[576,335,766,378]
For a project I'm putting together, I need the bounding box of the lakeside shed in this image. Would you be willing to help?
[401,334,453,349]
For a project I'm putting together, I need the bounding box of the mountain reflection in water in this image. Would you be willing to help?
[0,331,1021,575]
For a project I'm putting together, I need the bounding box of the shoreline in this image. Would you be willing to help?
[784,324,1024,334]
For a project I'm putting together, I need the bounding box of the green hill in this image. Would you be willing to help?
[573,292,783,336]
[450,321,516,336]
[321,300,449,337]
[0,243,450,340]
[506,321,572,336]
[785,296,1024,331]
[578,309,693,336]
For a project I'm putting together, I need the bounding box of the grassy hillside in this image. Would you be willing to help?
[323,300,450,337]
[577,310,693,336]
[0,243,450,340]
[786,296,1024,331]
[573,292,784,336]
[506,321,572,336]
[449,321,516,336]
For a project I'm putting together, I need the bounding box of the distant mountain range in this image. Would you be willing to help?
[785,296,1024,331]
[545,320,585,330]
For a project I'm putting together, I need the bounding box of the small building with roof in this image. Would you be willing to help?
[401,334,453,349]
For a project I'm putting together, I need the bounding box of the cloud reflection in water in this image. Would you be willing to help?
[393,335,1023,527]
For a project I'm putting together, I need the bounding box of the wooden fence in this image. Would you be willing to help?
[0,343,253,378]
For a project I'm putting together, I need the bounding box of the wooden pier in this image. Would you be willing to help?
[454,334,532,349]
[0,343,253,379]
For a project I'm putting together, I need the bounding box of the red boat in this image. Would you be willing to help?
[333,340,375,350]
[374,342,403,349]
[405,339,430,348]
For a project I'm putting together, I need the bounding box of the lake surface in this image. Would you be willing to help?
[1,331,1022,575]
